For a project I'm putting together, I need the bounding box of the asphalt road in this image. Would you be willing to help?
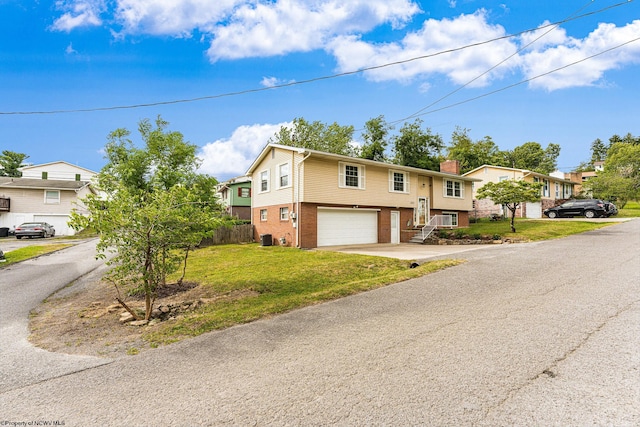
[1,221,639,426]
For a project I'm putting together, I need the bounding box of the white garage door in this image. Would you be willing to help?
[317,208,378,246]
[34,215,72,236]
[526,202,542,219]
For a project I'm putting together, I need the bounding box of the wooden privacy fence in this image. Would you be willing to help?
[199,224,254,246]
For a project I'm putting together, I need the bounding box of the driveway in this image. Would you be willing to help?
[319,242,498,260]
[0,239,112,393]
[2,220,638,426]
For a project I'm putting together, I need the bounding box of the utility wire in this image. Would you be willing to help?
[0,1,632,116]
[405,37,640,119]
[394,0,599,125]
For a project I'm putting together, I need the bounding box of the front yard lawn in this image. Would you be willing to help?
[0,244,72,267]
[462,218,617,241]
[144,245,462,346]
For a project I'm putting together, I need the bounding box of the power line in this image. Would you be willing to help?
[405,37,640,119]
[395,0,599,125]
[0,1,633,116]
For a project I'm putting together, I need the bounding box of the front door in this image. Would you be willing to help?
[417,197,429,225]
[390,211,400,244]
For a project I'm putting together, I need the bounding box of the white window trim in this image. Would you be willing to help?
[389,170,410,193]
[260,209,267,221]
[279,207,289,221]
[442,211,459,227]
[277,162,291,190]
[339,162,366,190]
[443,179,464,199]
[44,190,60,204]
[259,169,270,193]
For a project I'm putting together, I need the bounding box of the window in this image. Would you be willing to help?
[543,179,550,197]
[278,163,290,189]
[389,170,409,193]
[442,211,459,227]
[555,182,560,198]
[499,175,509,182]
[239,187,251,198]
[45,190,60,204]
[564,184,572,198]
[339,162,365,189]
[41,172,48,180]
[75,174,81,181]
[444,179,463,198]
[280,207,289,221]
[259,170,270,193]
[260,209,267,221]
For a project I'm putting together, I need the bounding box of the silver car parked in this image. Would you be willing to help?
[14,222,56,239]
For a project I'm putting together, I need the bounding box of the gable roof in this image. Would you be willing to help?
[463,164,576,185]
[247,143,481,182]
[0,177,93,191]
[19,161,98,175]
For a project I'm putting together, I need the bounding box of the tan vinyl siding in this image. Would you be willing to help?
[252,147,298,208]
[302,158,417,208]
[431,178,474,211]
[0,188,80,214]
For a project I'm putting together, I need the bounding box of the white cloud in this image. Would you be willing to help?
[206,0,420,62]
[198,122,290,178]
[114,0,241,37]
[328,10,519,87]
[51,0,104,32]
[65,43,78,54]
[521,20,640,91]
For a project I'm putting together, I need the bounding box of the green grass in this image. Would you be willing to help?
[618,200,640,218]
[1,244,72,266]
[144,244,462,345]
[463,218,617,241]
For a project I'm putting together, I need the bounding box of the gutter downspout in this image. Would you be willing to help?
[295,151,311,248]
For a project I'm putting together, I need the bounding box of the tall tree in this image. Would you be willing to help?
[0,151,29,177]
[71,116,222,321]
[499,142,560,174]
[590,138,608,165]
[446,127,500,174]
[360,115,391,162]
[586,141,640,207]
[270,117,356,156]
[476,180,542,233]
[392,119,444,170]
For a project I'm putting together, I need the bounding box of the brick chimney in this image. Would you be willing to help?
[440,160,460,175]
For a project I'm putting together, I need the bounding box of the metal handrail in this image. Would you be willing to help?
[419,215,454,240]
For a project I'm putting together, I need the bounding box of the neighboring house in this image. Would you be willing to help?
[246,143,479,248]
[216,176,252,220]
[0,177,95,236]
[463,165,578,219]
[19,161,97,182]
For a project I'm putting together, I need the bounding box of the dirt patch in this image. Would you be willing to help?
[29,278,213,359]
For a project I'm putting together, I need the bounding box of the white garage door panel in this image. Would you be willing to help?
[526,202,542,219]
[33,215,71,236]
[317,209,378,246]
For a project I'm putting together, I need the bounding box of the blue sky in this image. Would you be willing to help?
[1,0,639,181]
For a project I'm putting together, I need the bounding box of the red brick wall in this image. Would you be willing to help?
[252,204,295,246]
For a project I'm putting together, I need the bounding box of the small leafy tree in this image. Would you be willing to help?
[71,116,222,321]
[0,151,29,177]
[476,180,542,233]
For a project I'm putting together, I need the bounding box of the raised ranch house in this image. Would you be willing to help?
[463,165,578,219]
[246,143,480,249]
[0,162,97,236]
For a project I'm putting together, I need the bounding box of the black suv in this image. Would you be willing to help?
[544,199,610,219]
